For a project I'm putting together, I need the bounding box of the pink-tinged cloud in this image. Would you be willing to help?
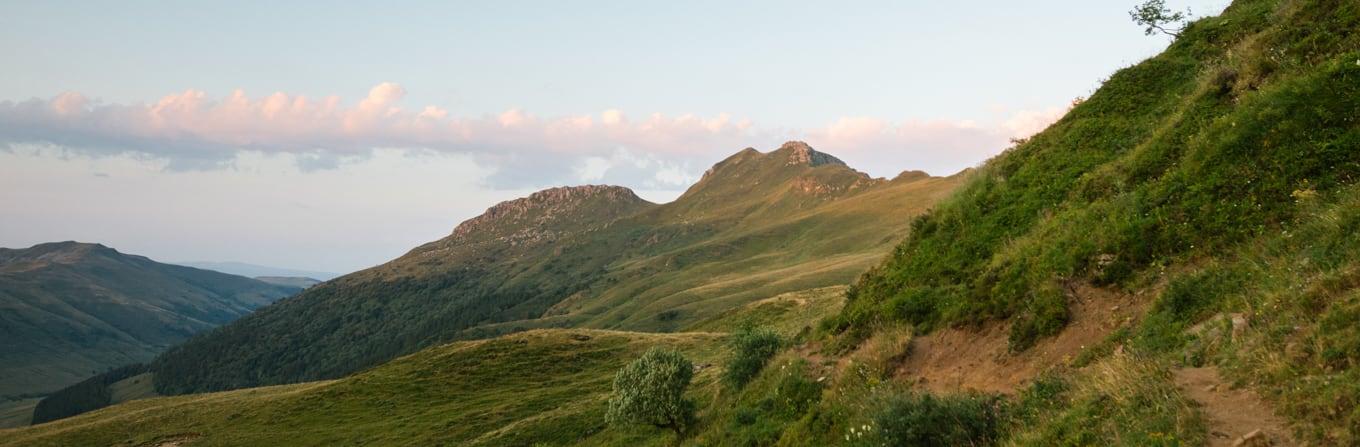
[0,83,1066,187]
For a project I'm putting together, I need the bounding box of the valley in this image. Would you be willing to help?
[0,242,300,409]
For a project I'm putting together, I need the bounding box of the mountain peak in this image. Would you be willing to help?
[675,142,882,209]
[520,184,641,206]
[776,141,846,167]
[433,185,652,249]
[699,142,849,183]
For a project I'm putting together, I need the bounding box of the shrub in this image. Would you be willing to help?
[722,326,783,389]
[771,363,823,417]
[605,347,695,437]
[872,392,1008,446]
[714,359,824,446]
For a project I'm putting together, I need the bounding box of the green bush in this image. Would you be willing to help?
[605,347,696,437]
[712,359,824,446]
[872,392,1008,446]
[722,326,783,389]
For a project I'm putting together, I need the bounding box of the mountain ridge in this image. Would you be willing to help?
[174,261,340,281]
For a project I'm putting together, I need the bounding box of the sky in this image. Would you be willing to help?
[0,0,1228,274]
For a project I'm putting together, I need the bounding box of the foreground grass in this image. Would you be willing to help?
[1,330,725,447]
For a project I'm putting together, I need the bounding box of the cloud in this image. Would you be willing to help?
[571,147,698,189]
[1001,106,1068,139]
[797,111,1066,177]
[0,83,1067,187]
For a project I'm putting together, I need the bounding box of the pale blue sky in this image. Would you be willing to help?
[0,0,1227,273]
[2,1,1225,125]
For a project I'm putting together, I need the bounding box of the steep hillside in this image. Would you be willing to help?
[833,0,1359,346]
[823,0,1360,443]
[148,142,963,395]
[0,242,299,400]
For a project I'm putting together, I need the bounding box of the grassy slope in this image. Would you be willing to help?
[822,0,1360,443]
[576,169,959,333]
[690,286,847,338]
[833,0,1359,351]
[1,330,725,447]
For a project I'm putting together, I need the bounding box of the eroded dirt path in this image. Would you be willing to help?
[1173,366,1294,446]
[893,284,1149,394]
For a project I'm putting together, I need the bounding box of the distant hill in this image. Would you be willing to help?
[175,261,339,281]
[0,242,299,400]
[148,141,964,395]
[252,276,322,289]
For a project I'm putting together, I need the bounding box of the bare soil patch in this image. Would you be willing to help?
[1174,366,1294,446]
[893,284,1149,393]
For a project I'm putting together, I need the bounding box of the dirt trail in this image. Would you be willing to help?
[1173,366,1294,446]
[893,284,1148,393]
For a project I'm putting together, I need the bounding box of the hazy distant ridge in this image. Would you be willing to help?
[176,261,340,281]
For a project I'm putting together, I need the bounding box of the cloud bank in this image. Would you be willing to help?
[0,83,1065,189]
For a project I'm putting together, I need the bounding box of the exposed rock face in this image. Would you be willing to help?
[451,185,645,239]
[779,141,846,167]
[410,185,653,256]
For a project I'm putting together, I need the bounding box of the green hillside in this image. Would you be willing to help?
[821,0,1360,443]
[0,242,299,401]
[833,0,1358,350]
[146,142,962,396]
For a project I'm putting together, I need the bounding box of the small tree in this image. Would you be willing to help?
[1129,0,1191,38]
[606,347,695,437]
[722,325,782,389]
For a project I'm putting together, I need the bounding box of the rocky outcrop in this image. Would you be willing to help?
[410,185,652,255]
[450,185,645,239]
[779,141,846,167]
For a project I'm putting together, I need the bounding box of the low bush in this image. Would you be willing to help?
[722,326,782,389]
[872,391,1008,446]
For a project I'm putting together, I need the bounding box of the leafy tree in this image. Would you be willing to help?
[1129,0,1191,37]
[606,347,696,437]
[721,325,782,389]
